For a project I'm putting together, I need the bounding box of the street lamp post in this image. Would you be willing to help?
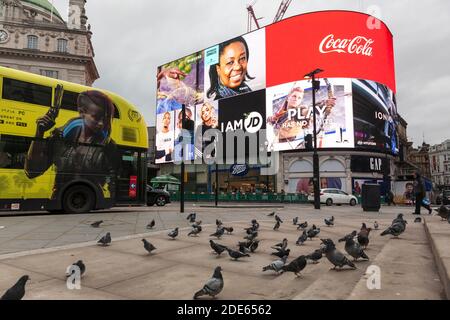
[180,104,185,213]
[304,69,324,210]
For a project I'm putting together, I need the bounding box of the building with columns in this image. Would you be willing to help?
[429,139,450,187]
[0,0,98,85]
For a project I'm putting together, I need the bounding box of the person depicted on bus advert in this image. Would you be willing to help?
[194,101,218,158]
[24,90,119,199]
[156,111,174,162]
[206,36,254,100]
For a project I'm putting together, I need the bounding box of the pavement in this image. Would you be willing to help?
[0,203,447,300]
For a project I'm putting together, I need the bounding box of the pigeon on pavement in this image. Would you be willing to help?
[0,275,30,300]
[324,216,334,227]
[306,249,323,264]
[293,217,299,225]
[296,230,308,245]
[297,221,308,230]
[216,219,223,227]
[262,255,288,274]
[210,240,227,256]
[340,234,369,261]
[146,219,155,229]
[186,213,196,223]
[193,266,224,299]
[188,225,202,237]
[321,238,356,270]
[223,226,234,235]
[436,205,449,221]
[307,225,321,240]
[210,227,225,239]
[91,220,103,228]
[226,248,250,260]
[97,232,111,246]
[338,230,357,242]
[66,260,86,277]
[272,238,288,251]
[142,239,157,254]
[273,220,281,231]
[271,248,290,259]
[380,220,407,238]
[244,231,258,241]
[358,224,372,249]
[392,213,406,225]
[168,227,179,239]
[248,239,260,252]
[238,242,251,254]
[275,215,283,223]
[267,211,275,217]
[414,217,422,223]
[280,255,307,277]
[374,221,379,230]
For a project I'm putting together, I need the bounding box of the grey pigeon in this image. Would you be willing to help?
[238,242,251,254]
[267,211,275,217]
[210,240,227,256]
[297,221,308,230]
[210,227,225,239]
[293,217,298,225]
[275,215,283,223]
[223,226,234,235]
[251,220,260,231]
[324,216,334,227]
[91,220,103,228]
[187,213,196,223]
[414,217,422,223]
[273,220,281,231]
[306,249,323,264]
[226,248,250,260]
[280,255,307,277]
[392,213,405,225]
[248,239,260,252]
[168,227,179,239]
[1,275,29,300]
[193,266,224,299]
[271,248,290,259]
[321,238,356,270]
[380,220,407,238]
[192,220,202,228]
[244,231,258,241]
[338,230,357,242]
[374,221,379,230]
[357,225,372,249]
[296,230,308,245]
[97,232,111,246]
[142,239,156,254]
[216,219,223,227]
[146,219,155,229]
[307,225,321,240]
[188,225,202,236]
[262,255,288,274]
[340,234,369,261]
[273,238,288,251]
[436,205,449,221]
[66,260,86,277]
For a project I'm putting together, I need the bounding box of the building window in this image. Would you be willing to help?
[57,39,68,53]
[40,70,59,79]
[27,35,38,49]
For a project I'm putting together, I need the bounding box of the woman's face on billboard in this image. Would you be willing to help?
[216,41,248,89]
[201,103,214,123]
[163,112,171,127]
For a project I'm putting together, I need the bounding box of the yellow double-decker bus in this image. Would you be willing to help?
[0,66,148,213]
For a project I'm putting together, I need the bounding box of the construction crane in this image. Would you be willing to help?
[273,0,292,23]
[247,0,263,32]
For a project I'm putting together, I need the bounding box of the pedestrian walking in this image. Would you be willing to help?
[412,171,432,215]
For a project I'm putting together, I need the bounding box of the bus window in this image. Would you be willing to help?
[61,90,79,112]
[0,135,31,169]
[2,78,52,106]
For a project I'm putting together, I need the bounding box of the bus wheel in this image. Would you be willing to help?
[63,185,95,214]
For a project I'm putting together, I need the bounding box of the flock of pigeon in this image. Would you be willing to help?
[1,205,449,300]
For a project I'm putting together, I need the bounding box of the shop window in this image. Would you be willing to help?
[320,159,345,172]
[289,160,313,173]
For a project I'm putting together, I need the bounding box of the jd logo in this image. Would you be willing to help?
[128,110,142,122]
[366,265,381,290]
[244,112,263,133]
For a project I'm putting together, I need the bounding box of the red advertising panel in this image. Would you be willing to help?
[129,175,137,198]
[266,11,396,92]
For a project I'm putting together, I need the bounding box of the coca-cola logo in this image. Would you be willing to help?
[319,34,374,56]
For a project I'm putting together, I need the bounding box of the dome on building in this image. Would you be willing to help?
[21,0,64,21]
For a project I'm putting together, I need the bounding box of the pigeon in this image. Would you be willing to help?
[186,213,196,223]
[271,248,290,259]
[262,255,288,274]
[192,220,202,228]
[321,238,356,270]
[216,219,223,227]
[238,242,251,254]
[210,227,225,239]
[293,217,299,225]
[297,221,308,230]
[273,238,288,251]
[66,260,86,277]
[374,221,379,230]
[0,275,30,300]
[244,231,258,241]
[306,249,323,264]
[251,219,260,231]
[209,240,227,256]
[380,220,407,238]
[267,211,275,217]
[392,213,405,225]
[142,239,156,254]
[193,266,224,300]
[168,227,179,239]
[324,216,334,227]
[280,255,307,277]
[414,217,422,223]
[338,230,357,242]
[340,234,369,261]
[223,226,234,235]
[436,205,449,221]
[226,248,250,260]
[275,215,283,223]
[273,220,281,231]
[146,219,155,229]
[358,224,372,249]
[248,239,260,253]
[307,225,321,240]
[296,230,308,245]
[188,225,202,236]
[97,232,111,246]
[91,220,103,228]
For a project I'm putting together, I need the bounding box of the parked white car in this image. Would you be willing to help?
[308,188,358,206]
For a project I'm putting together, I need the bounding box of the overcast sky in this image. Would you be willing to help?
[51,0,450,147]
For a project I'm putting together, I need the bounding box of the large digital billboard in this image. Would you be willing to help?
[155,10,397,163]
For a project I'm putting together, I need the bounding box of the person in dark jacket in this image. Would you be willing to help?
[413,171,432,214]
